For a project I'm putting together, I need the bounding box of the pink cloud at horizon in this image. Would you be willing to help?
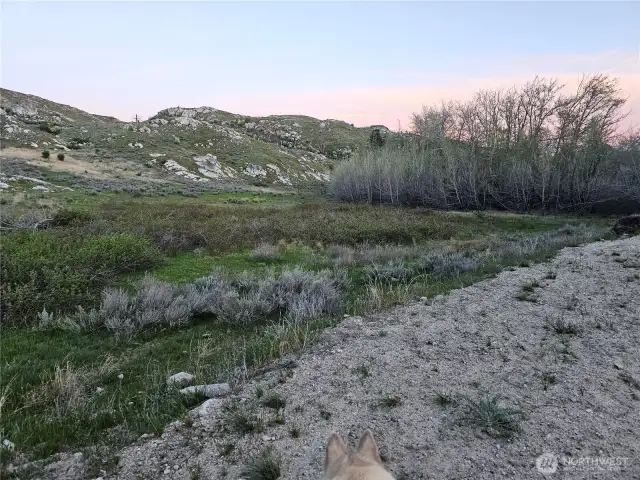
[60,50,638,135]
[219,73,640,133]
[81,72,638,135]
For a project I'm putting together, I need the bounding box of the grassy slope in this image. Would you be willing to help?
[1,88,379,187]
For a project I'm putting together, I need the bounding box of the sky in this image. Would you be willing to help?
[1,1,639,131]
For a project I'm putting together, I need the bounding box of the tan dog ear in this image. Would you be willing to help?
[325,433,348,472]
[356,429,382,464]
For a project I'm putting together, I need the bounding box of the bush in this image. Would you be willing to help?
[242,447,281,480]
[416,251,479,278]
[363,261,416,284]
[331,76,640,213]
[42,150,50,159]
[249,244,282,261]
[0,231,162,327]
[50,208,94,227]
[38,123,61,135]
[57,153,65,161]
[50,267,348,337]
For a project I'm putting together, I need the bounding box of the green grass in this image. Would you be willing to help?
[458,395,524,438]
[152,247,319,284]
[40,192,587,255]
[242,447,281,480]
[1,318,313,460]
[0,229,162,327]
[0,190,612,468]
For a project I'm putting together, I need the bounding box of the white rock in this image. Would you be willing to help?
[167,372,195,387]
[244,163,267,177]
[193,154,236,179]
[179,383,231,398]
[2,439,15,451]
[0,182,9,189]
[13,104,38,116]
[30,142,38,148]
[117,373,124,380]
[163,159,208,182]
[95,387,105,394]
[190,398,223,424]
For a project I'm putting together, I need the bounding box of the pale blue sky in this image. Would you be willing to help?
[2,1,638,127]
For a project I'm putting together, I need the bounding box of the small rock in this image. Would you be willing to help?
[95,387,105,394]
[2,439,15,451]
[117,374,124,380]
[180,383,231,398]
[167,372,195,387]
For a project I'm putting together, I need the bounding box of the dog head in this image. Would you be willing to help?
[323,429,395,480]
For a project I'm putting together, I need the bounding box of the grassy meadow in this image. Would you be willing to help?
[0,186,614,472]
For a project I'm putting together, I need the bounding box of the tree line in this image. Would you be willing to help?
[332,74,640,213]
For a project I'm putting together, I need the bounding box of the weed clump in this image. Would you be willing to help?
[250,244,282,261]
[242,447,281,480]
[458,395,524,438]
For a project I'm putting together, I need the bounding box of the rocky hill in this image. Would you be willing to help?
[0,88,391,188]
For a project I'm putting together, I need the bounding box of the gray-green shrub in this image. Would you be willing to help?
[41,267,348,337]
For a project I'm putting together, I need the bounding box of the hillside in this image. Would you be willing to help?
[0,88,389,189]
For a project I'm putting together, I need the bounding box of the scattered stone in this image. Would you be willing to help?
[179,383,231,398]
[167,372,195,387]
[244,163,267,178]
[2,439,15,451]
